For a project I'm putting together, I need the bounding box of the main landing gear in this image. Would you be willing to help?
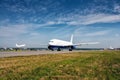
[48,46,73,51]
[57,48,61,51]
[69,49,72,51]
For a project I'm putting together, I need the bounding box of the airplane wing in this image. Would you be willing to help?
[74,42,100,46]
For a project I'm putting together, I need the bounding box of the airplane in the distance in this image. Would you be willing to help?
[16,44,26,48]
[109,46,114,50]
[48,35,99,51]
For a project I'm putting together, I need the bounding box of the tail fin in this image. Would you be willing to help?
[70,34,73,43]
[16,44,18,47]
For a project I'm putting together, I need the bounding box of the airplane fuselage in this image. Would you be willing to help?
[16,44,26,48]
[48,39,75,51]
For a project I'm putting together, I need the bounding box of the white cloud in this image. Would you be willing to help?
[46,21,56,25]
[114,4,120,13]
[0,23,41,37]
[84,30,111,37]
[85,14,120,24]
[53,13,120,26]
[0,22,58,38]
[67,21,78,25]
[73,26,111,37]
[0,24,28,37]
[65,14,120,25]
[115,34,119,37]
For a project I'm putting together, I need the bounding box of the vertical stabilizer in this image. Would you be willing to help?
[70,34,73,43]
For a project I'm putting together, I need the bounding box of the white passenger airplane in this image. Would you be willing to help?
[16,44,26,48]
[48,35,99,51]
[109,46,114,50]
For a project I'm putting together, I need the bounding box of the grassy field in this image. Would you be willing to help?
[0,50,120,80]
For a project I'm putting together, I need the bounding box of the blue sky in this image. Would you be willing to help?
[0,0,120,48]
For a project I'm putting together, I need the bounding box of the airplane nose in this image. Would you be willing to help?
[48,42,52,45]
[48,42,51,44]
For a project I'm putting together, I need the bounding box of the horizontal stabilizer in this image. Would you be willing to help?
[74,42,100,46]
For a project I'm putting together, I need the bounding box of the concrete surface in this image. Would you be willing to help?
[0,50,82,58]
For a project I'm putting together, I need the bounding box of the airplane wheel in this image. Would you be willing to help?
[51,49,54,51]
[69,49,72,51]
[57,48,61,51]
[69,46,73,51]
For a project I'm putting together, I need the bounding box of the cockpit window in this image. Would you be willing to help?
[49,41,53,42]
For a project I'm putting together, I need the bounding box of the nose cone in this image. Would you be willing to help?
[48,42,52,45]
[49,40,54,45]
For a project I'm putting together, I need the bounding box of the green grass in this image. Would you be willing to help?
[0,50,120,80]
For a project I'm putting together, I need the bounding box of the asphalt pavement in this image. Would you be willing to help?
[0,50,81,58]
